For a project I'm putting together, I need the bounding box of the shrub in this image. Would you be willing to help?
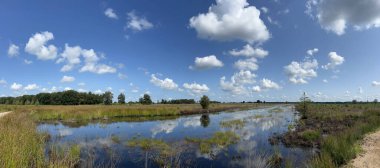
[200,95,210,109]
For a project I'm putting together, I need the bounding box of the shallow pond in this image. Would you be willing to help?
[38,105,314,167]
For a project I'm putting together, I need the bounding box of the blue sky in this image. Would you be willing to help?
[1,0,380,102]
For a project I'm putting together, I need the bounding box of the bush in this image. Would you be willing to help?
[200,95,210,109]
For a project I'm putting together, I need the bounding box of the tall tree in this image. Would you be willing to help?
[118,93,126,104]
[140,94,152,105]
[200,95,210,109]
[103,91,113,105]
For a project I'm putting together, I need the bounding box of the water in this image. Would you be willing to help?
[38,105,314,167]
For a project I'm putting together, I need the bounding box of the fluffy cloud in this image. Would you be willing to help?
[372,81,380,87]
[322,52,344,70]
[189,0,270,43]
[306,0,380,35]
[25,31,57,60]
[229,44,268,58]
[150,74,178,90]
[61,76,75,83]
[252,85,261,92]
[220,76,247,95]
[189,55,224,70]
[104,8,118,19]
[126,11,153,31]
[8,44,19,57]
[261,7,269,14]
[183,82,210,94]
[284,57,318,84]
[307,48,319,56]
[57,44,82,72]
[10,83,23,91]
[219,70,257,95]
[24,84,39,91]
[232,70,256,85]
[261,78,280,89]
[234,58,259,71]
[56,47,117,74]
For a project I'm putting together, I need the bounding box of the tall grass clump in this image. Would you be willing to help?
[0,112,45,167]
[0,111,82,167]
[308,109,380,167]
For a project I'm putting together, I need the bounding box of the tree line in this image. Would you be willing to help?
[0,90,212,108]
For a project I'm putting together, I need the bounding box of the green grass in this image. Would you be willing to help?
[0,110,80,167]
[220,119,246,129]
[127,138,170,151]
[186,131,240,154]
[300,104,380,167]
[300,129,320,142]
[1,103,265,122]
[269,107,283,113]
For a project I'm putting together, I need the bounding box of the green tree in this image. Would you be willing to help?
[118,93,126,104]
[297,92,311,119]
[103,91,113,105]
[200,95,210,109]
[139,94,152,105]
[61,90,80,105]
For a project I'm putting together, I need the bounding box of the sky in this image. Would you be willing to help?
[1,0,380,102]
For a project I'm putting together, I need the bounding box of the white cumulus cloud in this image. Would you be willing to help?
[183,82,210,94]
[372,81,380,87]
[126,11,153,31]
[8,44,19,57]
[150,74,178,90]
[234,58,259,71]
[284,57,318,84]
[25,31,57,60]
[190,55,224,70]
[24,84,39,91]
[322,52,344,70]
[261,78,280,89]
[104,8,118,19]
[306,48,319,56]
[306,0,380,35]
[189,0,270,43]
[61,76,75,83]
[229,44,268,58]
[10,83,23,91]
[57,44,82,72]
[220,76,247,95]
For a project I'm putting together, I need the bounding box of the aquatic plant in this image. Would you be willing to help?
[220,119,246,129]
[186,131,240,154]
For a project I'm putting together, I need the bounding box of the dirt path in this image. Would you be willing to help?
[0,111,12,118]
[350,130,380,168]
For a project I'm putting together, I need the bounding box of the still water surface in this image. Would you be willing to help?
[38,105,314,167]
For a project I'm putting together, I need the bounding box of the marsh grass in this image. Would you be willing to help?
[10,103,265,122]
[0,112,45,167]
[186,131,240,154]
[0,110,81,167]
[300,130,320,142]
[302,104,380,167]
[220,119,246,129]
[269,107,283,113]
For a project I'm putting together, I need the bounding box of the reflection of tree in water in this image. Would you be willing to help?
[200,115,210,128]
